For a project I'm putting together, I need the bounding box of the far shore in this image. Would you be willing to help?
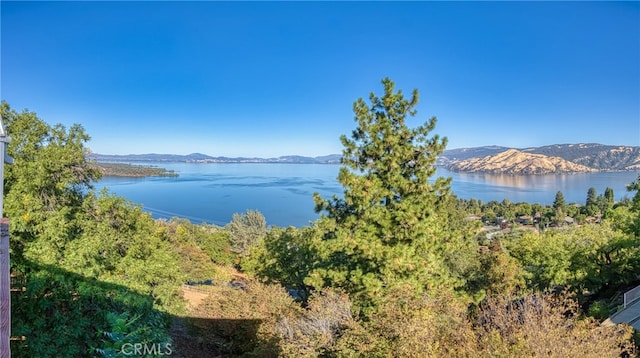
[94,162,178,178]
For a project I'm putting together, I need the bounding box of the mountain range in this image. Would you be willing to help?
[90,153,343,164]
[439,143,640,174]
[91,143,640,174]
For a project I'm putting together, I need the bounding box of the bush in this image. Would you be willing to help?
[185,279,300,356]
[277,288,354,357]
[475,291,636,357]
[335,285,477,357]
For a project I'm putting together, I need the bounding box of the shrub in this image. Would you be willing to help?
[277,288,354,357]
[475,291,636,357]
[185,279,300,356]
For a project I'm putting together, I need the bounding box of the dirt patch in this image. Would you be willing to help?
[171,286,213,357]
[180,285,210,309]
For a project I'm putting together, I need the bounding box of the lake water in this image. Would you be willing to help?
[94,163,639,227]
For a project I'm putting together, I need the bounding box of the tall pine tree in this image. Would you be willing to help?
[585,187,599,216]
[308,78,479,311]
[553,191,567,225]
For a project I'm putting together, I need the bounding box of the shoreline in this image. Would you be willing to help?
[94,162,178,178]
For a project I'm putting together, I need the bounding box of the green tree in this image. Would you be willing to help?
[482,209,497,225]
[1,102,101,258]
[584,187,599,216]
[227,209,267,258]
[601,187,615,218]
[506,230,573,289]
[500,199,516,223]
[514,202,532,218]
[553,191,566,225]
[2,103,181,355]
[604,187,615,206]
[308,78,479,311]
[531,203,544,216]
[243,226,321,300]
[553,191,566,211]
[468,198,482,215]
[627,175,640,209]
[160,217,234,267]
[625,174,640,237]
[586,187,597,207]
[506,222,640,296]
[566,203,581,219]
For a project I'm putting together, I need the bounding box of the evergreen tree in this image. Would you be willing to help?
[604,187,615,206]
[585,187,599,216]
[586,187,597,207]
[626,175,640,236]
[308,78,479,311]
[553,191,566,225]
[553,191,566,211]
[629,176,640,208]
[228,209,267,258]
[602,187,615,217]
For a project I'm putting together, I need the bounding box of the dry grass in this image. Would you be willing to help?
[170,275,636,358]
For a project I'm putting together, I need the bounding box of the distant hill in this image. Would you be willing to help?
[447,149,595,174]
[90,153,342,164]
[440,145,511,161]
[522,143,640,170]
[437,146,509,164]
[441,143,640,174]
[91,153,214,162]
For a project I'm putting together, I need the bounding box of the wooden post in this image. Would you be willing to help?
[0,113,12,357]
[0,219,8,358]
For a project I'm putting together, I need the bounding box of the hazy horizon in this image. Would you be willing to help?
[91,140,639,158]
[2,2,638,157]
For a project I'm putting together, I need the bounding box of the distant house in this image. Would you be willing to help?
[517,215,533,225]
[564,216,575,225]
[585,216,602,224]
[533,212,542,224]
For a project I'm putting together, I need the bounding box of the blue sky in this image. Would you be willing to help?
[1,1,638,157]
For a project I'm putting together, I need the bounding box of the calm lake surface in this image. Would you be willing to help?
[95,163,639,227]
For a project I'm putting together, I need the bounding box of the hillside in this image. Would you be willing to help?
[438,146,509,164]
[523,143,640,170]
[90,153,342,164]
[440,143,640,173]
[446,149,596,174]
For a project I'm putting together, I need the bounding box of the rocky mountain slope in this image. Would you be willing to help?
[438,146,509,163]
[446,149,596,174]
[522,143,640,170]
[440,143,640,174]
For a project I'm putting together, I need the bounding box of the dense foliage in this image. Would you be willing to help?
[4,77,640,357]
[2,102,227,356]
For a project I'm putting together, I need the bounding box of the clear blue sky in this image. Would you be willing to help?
[1,1,639,157]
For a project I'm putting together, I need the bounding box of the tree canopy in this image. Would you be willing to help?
[308,78,479,311]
